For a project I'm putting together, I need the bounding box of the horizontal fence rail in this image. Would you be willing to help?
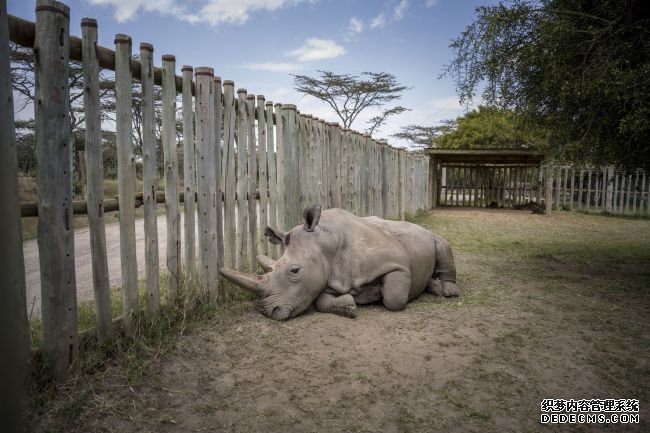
[4,1,430,381]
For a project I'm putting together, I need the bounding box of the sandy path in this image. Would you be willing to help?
[23,213,197,319]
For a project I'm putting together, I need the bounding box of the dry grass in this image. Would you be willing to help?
[29,208,650,432]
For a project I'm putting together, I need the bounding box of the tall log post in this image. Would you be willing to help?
[181,65,196,281]
[266,101,278,258]
[81,18,112,336]
[140,43,159,314]
[257,96,269,255]
[236,89,249,270]
[115,33,138,335]
[35,0,79,377]
[275,103,285,230]
[162,55,181,297]
[246,94,258,271]
[0,0,30,426]
[222,81,237,268]
[213,77,224,282]
[281,105,299,228]
[194,67,218,297]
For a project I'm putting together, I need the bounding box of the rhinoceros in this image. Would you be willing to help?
[219,206,460,321]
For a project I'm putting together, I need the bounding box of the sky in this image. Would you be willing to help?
[8,0,495,148]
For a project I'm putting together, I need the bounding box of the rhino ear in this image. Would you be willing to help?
[265,226,288,246]
[303,205,321,232]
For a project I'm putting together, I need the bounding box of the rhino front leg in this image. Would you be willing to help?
[315,293,357,318]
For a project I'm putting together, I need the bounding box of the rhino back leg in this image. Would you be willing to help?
[432,235,460,297]
[380,270,411,311]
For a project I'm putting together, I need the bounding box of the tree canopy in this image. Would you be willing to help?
[292,70,409,135]
[443,0,650,170]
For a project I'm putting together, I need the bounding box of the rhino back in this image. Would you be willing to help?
[319,209,436,299]
[360,216,437,298]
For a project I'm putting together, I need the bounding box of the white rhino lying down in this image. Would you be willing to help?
[220,206,460,321]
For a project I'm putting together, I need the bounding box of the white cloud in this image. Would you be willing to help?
[425,0,438,7]
[87,0,315,26]
[348,17,364,35]
[393,0,408,21]
[286,38,346,62]
[370,13,386,29]
[243,62,302,72]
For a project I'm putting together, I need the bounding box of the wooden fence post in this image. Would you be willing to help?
[81,18,112,336]
[328,122,342,209]
[141,42,160,315]
[0,0,30,424]
[162,55,181,297]
[545,166,552,215]
[115,33,138,335]
[181,65,196,281]
[213,77,224,281]
[246,94,258,271]
[35,0,78,377]
[281,105,299,228]
[194,67,218,298]
[275,103,285,230]
[236,89,249,270]
[266,101,278,258]
[222,81,236,268]
[257,96,268,256]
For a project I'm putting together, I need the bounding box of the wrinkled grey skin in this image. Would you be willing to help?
[219,206,460,321]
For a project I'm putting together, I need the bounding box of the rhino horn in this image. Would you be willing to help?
[256,255,277,273]
[219,268,267,296]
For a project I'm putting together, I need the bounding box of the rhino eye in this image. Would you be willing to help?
[290,266,300,274]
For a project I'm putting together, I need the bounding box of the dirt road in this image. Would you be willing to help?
[23,214,195,319]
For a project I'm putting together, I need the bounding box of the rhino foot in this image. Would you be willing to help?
[441,281,460,297]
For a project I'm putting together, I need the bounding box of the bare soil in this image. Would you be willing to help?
[32,209,650,432]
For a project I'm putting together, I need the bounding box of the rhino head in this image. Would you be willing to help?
[219,205,330,320]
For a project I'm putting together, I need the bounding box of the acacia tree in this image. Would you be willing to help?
[292,70,409,135]
[443,0,650,170]
[392,121,456,149]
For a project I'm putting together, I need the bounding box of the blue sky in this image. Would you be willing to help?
[8,0,495,147]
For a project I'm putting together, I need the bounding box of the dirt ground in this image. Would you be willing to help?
[32,209,650,432]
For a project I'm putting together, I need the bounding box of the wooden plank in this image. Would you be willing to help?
[605,167,614,212]
[213,77,224,281]
[222,81,237,267]
[577,169,584,211]
[81,18,112,337]
[236,89,249,270]
[640,172,647,216]
[181,66,196,281]
[161,55,181,297]
[618,174,625,214]
[115,33,138,336]
[140,43,160,315]
[282,105,299,228]
[328,123,342,209]
[561,166,567,208]
[266,102,278,258]
[632,171,639,214]
[275,103,285,230]
[545,166,552,215]
[257,96,268,255]
[613,173,619,213]
[568,167,575,210]
[586,170,592,211]
[195,67,217,295]
[625,174,632,213]
[246,95,258,271]
[0,0,30,422]
[320,120,329,208]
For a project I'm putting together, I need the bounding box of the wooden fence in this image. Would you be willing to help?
[3,0,430,382]
[434,163,650,216]
[545,166,650,215]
